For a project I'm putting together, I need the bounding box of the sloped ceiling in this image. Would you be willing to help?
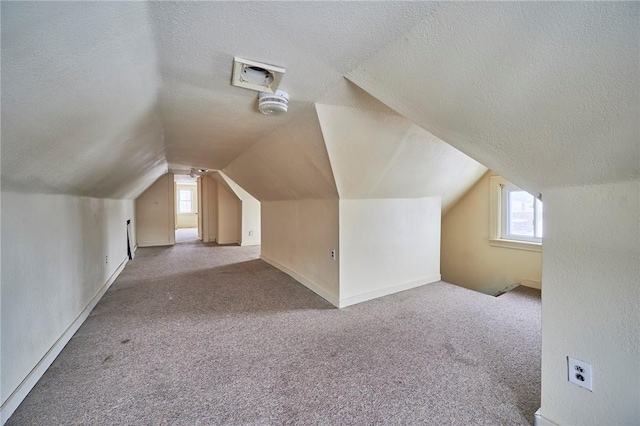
[1,2,167,199]
[346,2,639,194]
[316,91,487,212]
[2,2,637,201]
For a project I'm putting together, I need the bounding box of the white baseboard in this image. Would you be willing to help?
[1,256,129,425]
[239,239,261,247]
[534,409,558,426]
[338,274,441,308]
[137,241,174,247]
[521,279,542,290]
[217,239,238,245]
[260,255,339,307]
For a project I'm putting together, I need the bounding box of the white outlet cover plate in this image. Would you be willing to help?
[568,356,593,391]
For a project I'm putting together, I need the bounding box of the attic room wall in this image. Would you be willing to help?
[223,105,340,303]
[135,174,175,247]
[239,199,261,246]
[261,199,340,305]
[1,192,134,417]
[316,100,483,307]
[216,183,239,245]
[441,172,542,295]
[201,175,218,243]
[216,172,260,247]
[539,181,639,424]
[339,198,441,307]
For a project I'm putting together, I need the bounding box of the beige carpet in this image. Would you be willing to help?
[8,240,541,425]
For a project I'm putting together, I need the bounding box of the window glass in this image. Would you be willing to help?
[502,185,542,243]
[179,190,193,213]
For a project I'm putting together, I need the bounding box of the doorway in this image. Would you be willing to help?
[174,175,199,244]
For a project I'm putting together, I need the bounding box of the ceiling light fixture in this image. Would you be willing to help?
[189,168,211,178]
[258,90,289,116]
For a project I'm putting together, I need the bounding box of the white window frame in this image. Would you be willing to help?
[178,188,195,214]
[489,176,542,252]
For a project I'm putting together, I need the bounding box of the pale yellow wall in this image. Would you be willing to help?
[261,199,340,305]
[217,182,239,244]
[135,173,175,247]
[441,171,542,295]
[175,183,197,229]
[201,175,218,242]
[339,197,441,307]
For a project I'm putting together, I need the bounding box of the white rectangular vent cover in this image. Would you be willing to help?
[232,57,285,94]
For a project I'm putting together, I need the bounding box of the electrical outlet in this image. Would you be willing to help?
[330,250,336,260]
[249,230,253,236]
[105,255,108,264]
[568,357,592,391]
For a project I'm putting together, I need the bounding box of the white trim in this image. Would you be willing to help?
[490,175,543,249]
[1,256,129,425]
[489,238,542,252]
[534,409,559,426]
[489,175,508,240]
[216,239,238,245]
[137,241,175,247]
[260,255,340,307]
[338,275,441,308]
[521,279,542,289]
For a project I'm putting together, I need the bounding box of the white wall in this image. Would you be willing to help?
[441,172,542,295]
[1,192,134,416]
[539,181,639,425]
[135,173,175,247]
[339,198,441,307]
[261,199,340,305]
[240,199,261,246]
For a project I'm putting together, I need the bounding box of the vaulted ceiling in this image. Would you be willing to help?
[2,2,637,202]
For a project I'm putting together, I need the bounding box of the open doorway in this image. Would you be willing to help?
[174,175,199,244]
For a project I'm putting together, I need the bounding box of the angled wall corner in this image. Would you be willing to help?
[338,197,442,308]
[216,172,261,246]
[315,102,486,212]
[260,199,340,307]
[222,104,338,202]
[135,173,175,247]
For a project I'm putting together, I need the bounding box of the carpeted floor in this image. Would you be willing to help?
[8,238,541,425]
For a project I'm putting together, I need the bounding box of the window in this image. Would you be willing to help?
[178,189,193,213]
[489,176,542,252]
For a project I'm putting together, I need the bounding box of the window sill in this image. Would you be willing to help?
[489,238,542,252]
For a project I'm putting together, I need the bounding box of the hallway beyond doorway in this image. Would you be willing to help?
[175,227,198,244]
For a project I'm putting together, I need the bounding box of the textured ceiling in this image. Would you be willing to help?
[316,102,487,212]
[1,2,167,198]
[347,1,640,193]
[2,2,637,201]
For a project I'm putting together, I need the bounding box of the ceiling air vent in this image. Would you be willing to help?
[258,90,289,116]
[232,57,285,94]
